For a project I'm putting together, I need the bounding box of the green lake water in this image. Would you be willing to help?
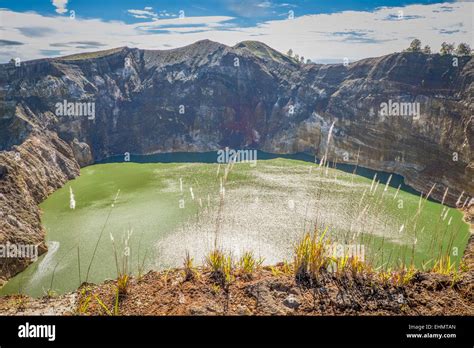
[0,157,470,297]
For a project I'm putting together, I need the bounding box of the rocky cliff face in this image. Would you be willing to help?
[0,40,472,282]
[0,131,79,284]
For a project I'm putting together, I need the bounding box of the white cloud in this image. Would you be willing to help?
[51,0,68,14]
[127,8,158,20]
[258,1,272,8]
[0,2,472,63]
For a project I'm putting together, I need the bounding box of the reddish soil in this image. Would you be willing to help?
[72,263,473,316]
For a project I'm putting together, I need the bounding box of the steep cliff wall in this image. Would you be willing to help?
[0,130,80,284]
[0,40,472,282]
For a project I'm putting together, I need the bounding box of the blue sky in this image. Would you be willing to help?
[0,0,471,63]
[1,1,453,24]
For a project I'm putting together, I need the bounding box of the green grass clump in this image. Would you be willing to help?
[237,251,263,279]
[116,274,129,296]
[294,229,331,283]
[377,265,416,287]
[205,249,233,287]
[183,251,197,281]
[432,255,456,275]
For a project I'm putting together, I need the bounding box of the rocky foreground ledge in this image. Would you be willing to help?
[0,232,472,316]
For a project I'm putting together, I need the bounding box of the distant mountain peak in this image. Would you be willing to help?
[233,40,295,65]
[58,47,129,61]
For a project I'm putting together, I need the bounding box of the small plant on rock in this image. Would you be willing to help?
[237,251,263,279]
[294,229,331,284]
[432,255,455,275]
[183,250,197,281]
[205,249,234,287]
[110,228,133,296]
